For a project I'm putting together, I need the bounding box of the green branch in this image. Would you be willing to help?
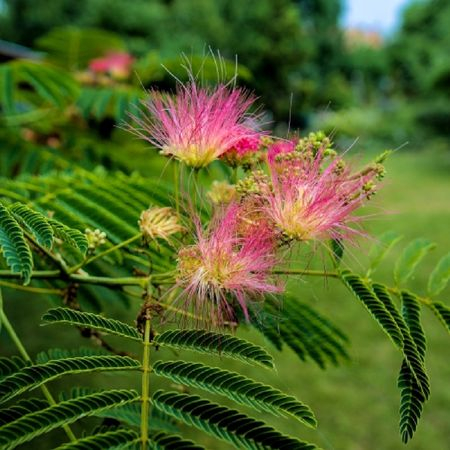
[140,310,152,450]
[68,233,143,274]
[272,269,340,278]
[0,290,76,443]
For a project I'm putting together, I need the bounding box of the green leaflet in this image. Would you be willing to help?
[0,356,28,379]
[330,238,344,267]
[394,238,435,286]
[47,218,88,254]
[95,401,179,433]
[371,284,430,442]
[152,390,318,450]
[0,203,33,284]
[154,329,274,369]
[36,347,109,364]
[429,301,450,334]
[153,360,316,428]
[54,428,139,450]
[341,270,403,348]
[42,308,142,341]
[0,355,141,404]
[10,202,54,248]
[427,252,450,297]
[149,430,205,450]
[0,389,139,450]
[0,398,48,426]
[398,291,428,443]
[256,297,349,368]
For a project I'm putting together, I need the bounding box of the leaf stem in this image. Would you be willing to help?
[0,290,76,442]
[0,281,63,295]
[272,269,340,278]
[68,233,142,274]
[140,310,152,450]
[0,270,176,287]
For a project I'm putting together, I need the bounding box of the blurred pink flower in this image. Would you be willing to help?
[231,133,261,156]
[263,149,377,242]
[129,82,261,168]
[267,140,296,163]
[177,203,281,326]
[89,52,134,79]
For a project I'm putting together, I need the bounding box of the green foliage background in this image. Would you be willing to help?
[0,0,449,449]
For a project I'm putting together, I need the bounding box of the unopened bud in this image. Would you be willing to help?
[85,228,107,250]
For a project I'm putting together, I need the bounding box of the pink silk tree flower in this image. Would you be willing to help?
[263,149,378,242]
[267,140,296,164]
[176,203,281,327]
[129,82,261,168]
[221,132,262,167]
[89,52,134,79]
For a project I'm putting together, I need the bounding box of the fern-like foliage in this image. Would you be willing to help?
[154,329,274,369]
[152,390,318,450]
[42,307,142,341]
[37,27,126,71]
[0,201,88,283]
[10,202,54,248]
[397,291,428,443]
[0,60,78,121]
[0,398,48,426]
[35,347,109,363]
[95,401,178,433]
[0,203,33,284]
[77,86,142,122]
[341,270,404,347]
[0,355,140,404]
[149,430,205,450]
[54,428,139,450]
[153,360,316,427]
[256,297,349,368]
[429,301,450,333]
[0,356,28,379]
[0,389,139,450]
[47,218,88,254]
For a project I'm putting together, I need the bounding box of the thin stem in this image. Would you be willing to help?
[0,281,63,295]
[272,269,340,278]
[174,162,180,217]
[68,233,142,274]
[0,270,60,279]
[231,167,238,184]
[140,311,152,450]
[0,270,175,288]
[0,291,76,442]
[23,230,70,274]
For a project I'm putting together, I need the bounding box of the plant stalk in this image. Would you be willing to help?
[140,310,152,450]
[0,291,76,442]
[272,269,340,278]
[68,233,143,274]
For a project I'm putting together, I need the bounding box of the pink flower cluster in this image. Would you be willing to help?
[130,79,382,326]
[264,147,376,241]
[177,203,281,326]
[130,83,261,168]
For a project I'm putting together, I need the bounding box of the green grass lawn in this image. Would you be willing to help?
[2,147,449,449]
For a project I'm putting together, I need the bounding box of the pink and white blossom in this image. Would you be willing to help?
[176,203,281,326]
[130,82,261,168]
[263,147,377,242]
